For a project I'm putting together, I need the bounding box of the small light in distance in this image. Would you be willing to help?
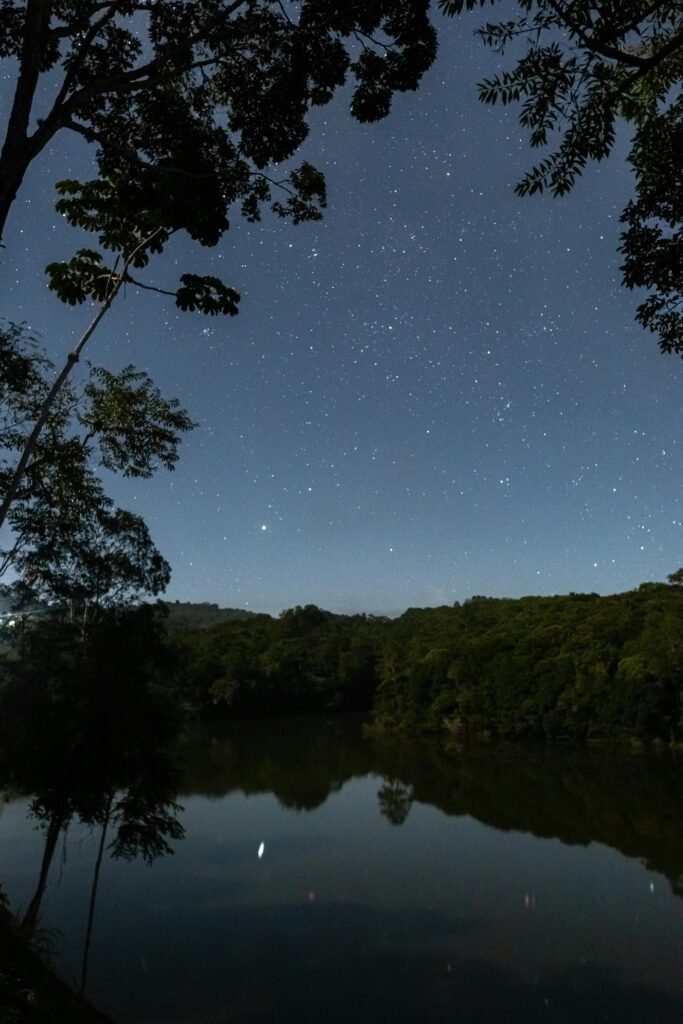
[258,842,265,859]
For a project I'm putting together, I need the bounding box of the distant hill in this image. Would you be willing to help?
[158,601,259,631]
[0,593,48,616]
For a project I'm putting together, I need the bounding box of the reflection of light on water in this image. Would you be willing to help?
[258,842,265,859]
[523,891,536,909]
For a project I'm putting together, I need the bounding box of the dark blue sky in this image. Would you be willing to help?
[2,11,682,615]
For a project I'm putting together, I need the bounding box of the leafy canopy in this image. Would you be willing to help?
[0,1,438,310]
[0,323,195,610]
[439,0,683,354]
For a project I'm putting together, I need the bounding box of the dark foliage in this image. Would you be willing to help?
[0,1,438,309]
[439,0,683,354]
[0,323,194,612]
[371,586,683,740]
[174,585,683,742]
[175,604,387,716]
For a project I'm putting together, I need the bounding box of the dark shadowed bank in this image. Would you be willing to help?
[0,902,113,1023]
[0,606,187,1023]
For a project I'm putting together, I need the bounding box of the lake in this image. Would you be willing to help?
[1,715,683,1023]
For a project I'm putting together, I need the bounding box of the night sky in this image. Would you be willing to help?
[2,11,682,616]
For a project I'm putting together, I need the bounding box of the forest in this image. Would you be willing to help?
[7,583,680,746]
[169,584,683,742]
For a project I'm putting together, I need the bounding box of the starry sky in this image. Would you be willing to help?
[2,9,683,616]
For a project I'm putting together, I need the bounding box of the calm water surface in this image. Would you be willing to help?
[1,716,683,1023]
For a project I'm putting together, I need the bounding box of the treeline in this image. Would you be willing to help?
[161,601,256,632]
[174,604,385,715]
[4,585,683,742]
[373,585,683,741]
[173,585,683,742]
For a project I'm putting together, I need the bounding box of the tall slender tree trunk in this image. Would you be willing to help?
[79,791,113,995]
[0,0,53,242]
[0,137,35,241]
[21,809,67,933]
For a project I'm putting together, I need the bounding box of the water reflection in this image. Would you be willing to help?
[179,715,366,810]
[180,717,683,897]
[0,710,682,1022]
[377,778,414,825]
[0,614,185,995]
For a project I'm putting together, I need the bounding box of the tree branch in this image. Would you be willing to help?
[0,228,163,533]
[63,118,215,179]
[48,0,126,122]
[0,0,52,236]
[612,1,672,40]
[544,0,653,67]
[2,0,51,145]
[56,0,248,111]
[124,276,177,297]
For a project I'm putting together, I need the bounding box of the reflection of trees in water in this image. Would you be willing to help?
[180,718,683,897]
[373,733,683,898]
[180,715,373,811]
[377,778,414,826]
[0,609,185,992]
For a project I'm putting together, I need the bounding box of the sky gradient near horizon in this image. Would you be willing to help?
[2,9,683,616]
